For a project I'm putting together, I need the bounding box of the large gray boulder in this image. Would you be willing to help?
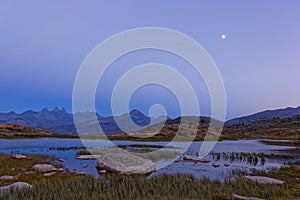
[31,164,57,173]
[96,153,156,175]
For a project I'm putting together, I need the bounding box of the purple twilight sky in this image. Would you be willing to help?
[0,1,300,120]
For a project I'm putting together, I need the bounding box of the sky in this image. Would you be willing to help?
[0,1,300,120]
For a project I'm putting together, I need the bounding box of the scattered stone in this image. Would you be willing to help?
[58,159,64,162]
[76,170,85,175]
[244,176,284,185]
[182,155,210,163]
[0,175,15,181]
[96,153,156,175]
[20,168,27,172]
[9,168,15,171]
[31,164,57,173]
[57,168,64,172]
[224,163,230,167]
[212,163,220,168]
[12,154,27,159]
[0,182,33,192]
[83,164,89,168]
[99,170,107,174]
[44,172,57,177]
[25,171,35,175]
[232,194,265,200]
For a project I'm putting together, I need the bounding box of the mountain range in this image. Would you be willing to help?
[226,106,300,125]
[0,105,300,135]
[0,107,162,135]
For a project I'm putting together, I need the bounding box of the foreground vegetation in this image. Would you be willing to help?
[1,173,299,200]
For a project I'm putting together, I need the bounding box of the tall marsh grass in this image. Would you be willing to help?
[0,174,297,200]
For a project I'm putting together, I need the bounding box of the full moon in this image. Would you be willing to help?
[221,34,226,39]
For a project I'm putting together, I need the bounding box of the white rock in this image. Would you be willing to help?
[76,170,85,175]
[244,176,284,184]
[99,170,107,174]
[43,172,57,177]
[25,171,35,175]
[0,175,15,181]
[232,194,265,200]
[57,168,64,172]
[0,182,33,192]
[31,164,57,173]
[12,154,27,159]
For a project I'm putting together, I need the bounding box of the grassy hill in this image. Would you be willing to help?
[0,124,53,137]
[120,115,300,141]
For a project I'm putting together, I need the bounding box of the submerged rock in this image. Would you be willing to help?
[243,176,284,184]
[75,155,102,160]
[212,163,220,168]
[96,153,156,175]
[31,164,57,173]
[183,155,210,163]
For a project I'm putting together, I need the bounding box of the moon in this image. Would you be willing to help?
[221,34,226,39]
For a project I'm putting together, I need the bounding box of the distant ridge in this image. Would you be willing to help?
[0,107,73,129]
[226,106,300,125]
[0,107,164,135]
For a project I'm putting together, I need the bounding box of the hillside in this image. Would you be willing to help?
[124,115,300,140]
[226,106,300,125]
[225,114,300,139]
[0,124,53,137]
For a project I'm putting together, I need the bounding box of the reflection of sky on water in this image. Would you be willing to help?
[0,138,295,180]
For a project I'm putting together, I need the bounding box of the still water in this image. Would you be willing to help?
[0,138,295,180]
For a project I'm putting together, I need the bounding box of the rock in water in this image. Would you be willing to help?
[31,164,57,173]
[183,155,210,163]
[212,163,220,168]
[96,153,156,175]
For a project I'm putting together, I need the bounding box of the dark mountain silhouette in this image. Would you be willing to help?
[0,107,163,135]
[0,107,73,129]
[226,106,300,125]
